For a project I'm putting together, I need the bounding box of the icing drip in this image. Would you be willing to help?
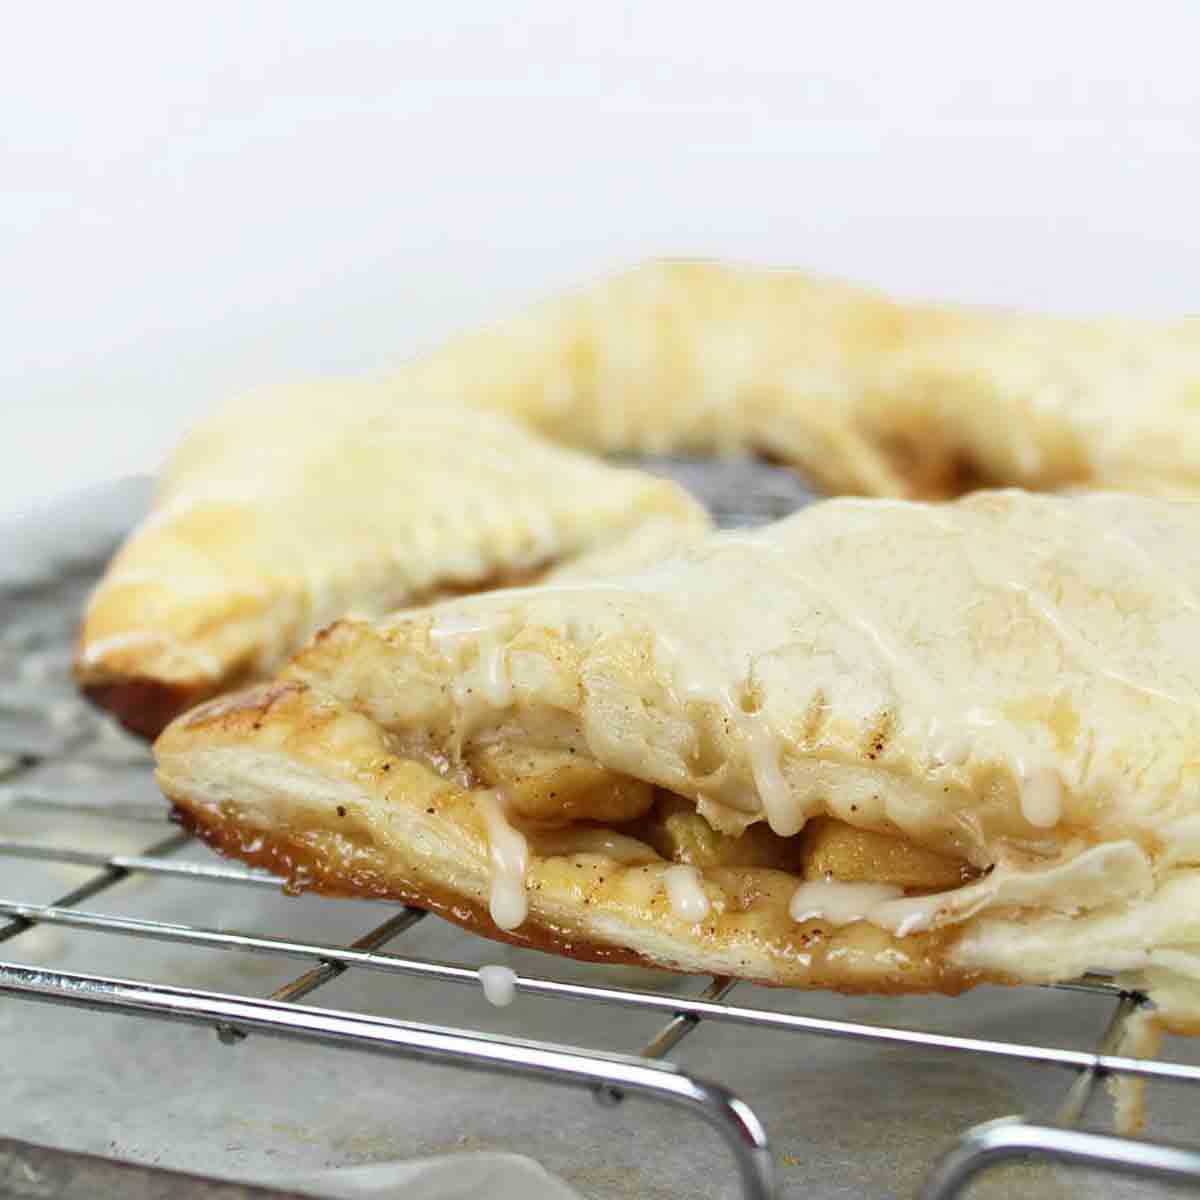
[478,964,518,1008]
[1018,763,1063,828]
[789,879,903,927]
[531,828,659,864]
[736,704,796,836]
[731,538,996,830]
[430,610,511,640]
[653,628,798,836]
[927,719,971,767]
[475,790,529,931]
[480,639,513,707]
[431,613,515,712]
[964,706,1062,828]
[663,864,711,923]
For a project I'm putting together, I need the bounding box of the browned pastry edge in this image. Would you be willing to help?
[175,800,995,996]
[80,678,213,741]
[76,561,565,740]
[172,800,672,973]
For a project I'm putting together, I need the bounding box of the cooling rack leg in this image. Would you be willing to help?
[922,986,1200,1197]
[920,1117,1200,1199]
[0,963,778,1200]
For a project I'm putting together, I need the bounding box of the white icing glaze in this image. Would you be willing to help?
[782,519,1092,839]
[651,628,716,704]
[1018,763,1063,828]
[869,840,1153,937]
[736,706,798,836]
[430,611,511,640]
[416,499,1197,871]
[720,536,989,833]
[788,879,903,927]
[480,638,513,707]
[431,612,523,729]
[531,828,660,864]
[948,507,1189,708]
[475,790,529,931]
[652,626,799,835]
[963,705,1063,829]
[1100,523,1200,616]
[663,864,711,923]
[478,964,518,1007]
[1008,573,1184,706]
[927,720,972,768]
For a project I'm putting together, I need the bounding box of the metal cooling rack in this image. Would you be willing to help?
[4,804,1200,1200]
[4,466,1200,1199]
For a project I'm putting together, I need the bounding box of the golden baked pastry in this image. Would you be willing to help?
[155,489,1200,1029]
[80,258,1200,734]
[403,258,1200,498]
[77,392,708,737]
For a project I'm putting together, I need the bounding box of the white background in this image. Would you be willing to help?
[3,1,1199,519]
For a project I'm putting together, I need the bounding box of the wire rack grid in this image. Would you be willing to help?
[4,814,1200,1200]
[3,466,1200,1199]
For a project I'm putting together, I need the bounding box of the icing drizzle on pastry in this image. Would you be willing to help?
[663,864,710,923]
[789,879,904,927]
[530,827,660,863]
[958,523,1186,708]
[1016,763,1063,828]
[650,625,800,835]
[474,789,529,931]
[787,518,1074,831]
[431,503,1194,853]
[480,639,514,707]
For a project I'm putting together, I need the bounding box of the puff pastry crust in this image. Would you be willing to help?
[155,489,1200,1028]
[77,395,708,737]
[404,259,1200,498]
[79,259,1200,734]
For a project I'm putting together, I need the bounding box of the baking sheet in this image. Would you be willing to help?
[2,468,1198,1200]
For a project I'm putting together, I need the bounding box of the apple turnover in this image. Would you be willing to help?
[155,489,1200,1028]
[76,394,708,738]
[79,259,1200,733]
[403,258,1200,499]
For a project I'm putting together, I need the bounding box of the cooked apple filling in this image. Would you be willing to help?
[428,727,980,933]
